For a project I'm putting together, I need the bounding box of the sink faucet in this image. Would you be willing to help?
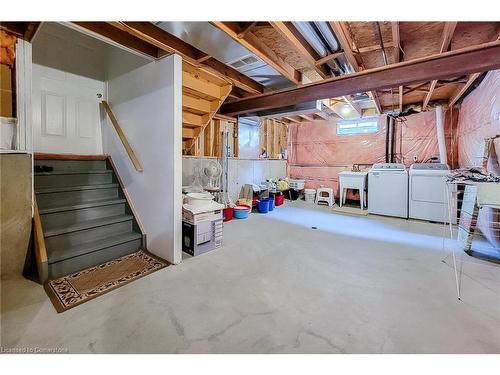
[352,164,360,172]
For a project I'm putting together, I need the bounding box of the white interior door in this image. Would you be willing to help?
[32,64,105,154]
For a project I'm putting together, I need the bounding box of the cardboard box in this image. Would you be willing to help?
[182,208,222,225]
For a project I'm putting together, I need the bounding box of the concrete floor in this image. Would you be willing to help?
[1,201,499,353]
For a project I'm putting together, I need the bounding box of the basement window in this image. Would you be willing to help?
[336,118,379,136]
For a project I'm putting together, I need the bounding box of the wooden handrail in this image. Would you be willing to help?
[33,199,48,283]
[102,101,143,172]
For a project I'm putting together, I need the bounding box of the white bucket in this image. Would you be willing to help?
[186,192,214,208]
[0,117,17,150]
[304,188,316,203]
[289,179,305,190]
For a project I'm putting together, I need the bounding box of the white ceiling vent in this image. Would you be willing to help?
[228,54,260,70]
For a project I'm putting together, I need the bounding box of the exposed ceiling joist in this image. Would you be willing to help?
[211,21,302,85]
[342,96,362,117]
[72,22,160,58]
[448,72,481,107]
[269,21,330,79]
[314,52,344,66]
[220,41,500,116]
[329,21,381,114]
[422,22,458,110]
[108,22,264,95]
[391,22,404,113]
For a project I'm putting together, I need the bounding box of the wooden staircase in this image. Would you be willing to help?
[33,155,146,282]
[182,61,232,155]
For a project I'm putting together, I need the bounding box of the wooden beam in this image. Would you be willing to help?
[72,22,159,58]
[330,21,381,114]
[284,116,302,124]
[391,22,401,63]
[440,22,458,53]
[357,42,397,54]
[183,128,196,139]
[422,22,458,110]
[183,112,210,127]
[183,71,222,99]
[422,80,438,110]
[314,52,344,67]
[270,21,329,79]
[329,22,360,70]
[449,72,481,107]
[392,22,404,114]
[102,101,143,172]
[182,94,216,113]
[220,41,500,116]
[112,22,264,95]
[342,95,362,117]
[211,21,302,85]
[237,22,257,39]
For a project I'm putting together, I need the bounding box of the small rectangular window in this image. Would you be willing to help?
[336,118,379,136]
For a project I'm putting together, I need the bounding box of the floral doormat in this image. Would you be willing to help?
[45,250,168,313]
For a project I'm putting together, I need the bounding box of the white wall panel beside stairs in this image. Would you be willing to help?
[105,55,183,264]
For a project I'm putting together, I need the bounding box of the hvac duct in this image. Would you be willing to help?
[313,22,340,52]
[292,22,328,57]
[435,105,448,164]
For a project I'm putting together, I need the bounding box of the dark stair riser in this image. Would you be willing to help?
[45,220,134,260]
[48,238,142,279]
[41,203,127,231]
[37,187,120,209]
[35,173,113,188]
[34,160,108,172]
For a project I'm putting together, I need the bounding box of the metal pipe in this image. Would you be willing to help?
[435,105,448,164]
[385,115,390,163]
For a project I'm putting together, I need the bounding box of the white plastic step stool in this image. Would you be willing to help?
[315,187,335,206]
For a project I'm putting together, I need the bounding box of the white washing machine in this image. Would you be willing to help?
[368,163,408,218]
[409,163,457,223]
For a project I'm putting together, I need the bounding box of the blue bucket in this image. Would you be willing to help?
[268,197,275,211]
[257,198,270,213]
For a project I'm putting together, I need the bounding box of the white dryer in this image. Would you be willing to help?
[409,163,457,223]
[368,163,408,218]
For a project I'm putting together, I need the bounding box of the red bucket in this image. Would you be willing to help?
[223,207,234,222]
[275,194,284,206]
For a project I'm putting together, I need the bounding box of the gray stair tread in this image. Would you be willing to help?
[44,214,134,237]
[34,169,113,176]
[36,183,119,194]
[39,198,127,214]
[48,231,142,264]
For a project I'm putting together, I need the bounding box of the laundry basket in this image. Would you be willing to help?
[304,189,316,203]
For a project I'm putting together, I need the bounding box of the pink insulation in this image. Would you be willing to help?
[288,111,454,199]
[456,70,500,246]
